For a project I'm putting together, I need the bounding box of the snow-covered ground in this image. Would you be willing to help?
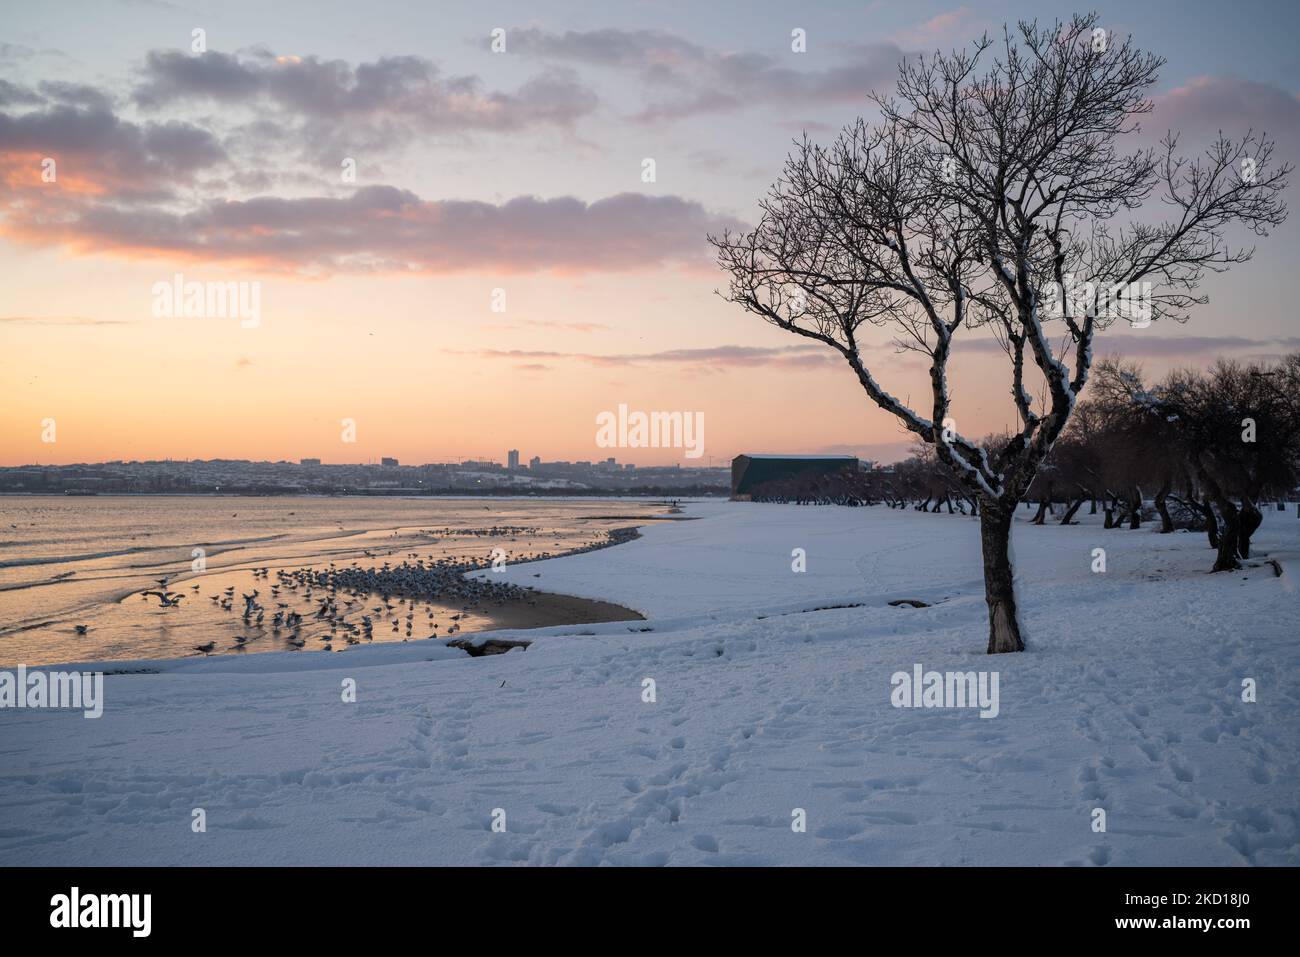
[1,501,1296,865]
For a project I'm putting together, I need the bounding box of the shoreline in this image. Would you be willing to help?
[4,522,659,672]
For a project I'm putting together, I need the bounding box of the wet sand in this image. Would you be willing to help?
[478,588,645,631]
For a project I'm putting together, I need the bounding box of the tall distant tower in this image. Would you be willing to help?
[507,449,520,470]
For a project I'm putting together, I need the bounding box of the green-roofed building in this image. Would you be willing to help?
[730,454,859,499]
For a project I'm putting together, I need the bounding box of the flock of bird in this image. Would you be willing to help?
[99,524,632,658]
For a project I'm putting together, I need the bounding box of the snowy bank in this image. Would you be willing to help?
[0,502,1296,865]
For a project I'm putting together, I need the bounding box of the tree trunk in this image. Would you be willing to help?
[1031,482,1053,524]
[1128,487,1142,529]
[1059,497,1085,525]
[1211,497,1241,572]
[979,503,1025,654]
[1154,480,1173,533]
[1202,498,1220,549]
[1031,499,1048,525]
[1239,499,1263,558]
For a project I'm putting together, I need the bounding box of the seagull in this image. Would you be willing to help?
[142,590,185,607]
[74,624,89,635]
[194,641,215,654]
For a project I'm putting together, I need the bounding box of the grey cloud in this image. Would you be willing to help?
[1091,333,1300,358]
[1152,76,1300,143]
[38,80,117,112]
[0,102,226,182]
[133,49,597,137]
[10,186,743,274]
[134,50,262,106]
[463,343,834,368]
[506,27,903,121]
[0,79,43,107]
[959,332,1300,358]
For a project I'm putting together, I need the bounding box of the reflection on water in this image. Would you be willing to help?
[0,496,666,666]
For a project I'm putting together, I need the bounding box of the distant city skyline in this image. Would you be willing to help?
[5,449,748,473]
[0,453,731,495]
[3,0,1298,466]
[3,448,750,469]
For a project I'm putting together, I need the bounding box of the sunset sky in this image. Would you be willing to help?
[2,0,1298,467]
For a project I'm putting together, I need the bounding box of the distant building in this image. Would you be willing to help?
[730,454,858,499]
[507,449,520,470]
[604,457,616,467]
[299,458,321,466]
[529,456,541,470]
[381,457,399,467]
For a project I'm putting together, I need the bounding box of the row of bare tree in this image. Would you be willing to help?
[751,354,1300,575]
[1062,354,1300,571]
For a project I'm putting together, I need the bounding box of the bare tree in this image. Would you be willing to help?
[710,14,1288,653]
[1099,355,1300,571]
